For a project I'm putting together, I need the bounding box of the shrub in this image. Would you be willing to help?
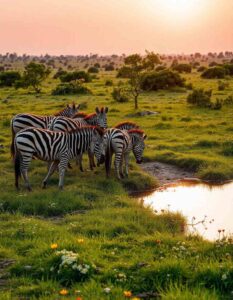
[116,66,132,78]
[209,61,218,67]
[172,63,192,73]
[197,66,207,72]
[212,98,222,110]
[51,81,91,95]
[112,87,130,102]
[141,70,185,91]
[105,79,113,86]
[53,68,67,79]
[0,71,21,87]
[87,66,99,73]
[218,81,229,91]
[155,65,166,71]
[201,67,228,79]
[223,95,233,105]
[104,64,114,71]
[223,63,233,76]
[60,71,91,83]
[94,63,100,68]
[187,89,212,107]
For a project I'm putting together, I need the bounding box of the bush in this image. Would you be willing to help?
[112,87,130,102]
[116,66,132,78]
[197,66,207,72]
[105,79,113,86]
[218,81,229,91]
[0,71,21,87]
[209,61,218,67]
[104,64,115,71]
[223,64,233,76]
[223,95,233,105]
[60,71,91,83]
[172,63,192,73]
[87,66,99,73]
[187,89,212,108]
[53,68,67,79]
[52,82,91,95]
[141,70,185,91]
[94,63,100,68]
[212,98,222,110]
[201,67,228,79]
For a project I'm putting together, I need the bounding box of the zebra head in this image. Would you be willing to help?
[91,126,106,165]
[129,130,147,164]
[95,107,108,129]
[66,103,80,117]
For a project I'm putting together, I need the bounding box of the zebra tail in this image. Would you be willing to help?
[14,143,21,189]
[10,120,15,157]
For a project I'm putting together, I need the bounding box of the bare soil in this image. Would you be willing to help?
[141,161,196,186]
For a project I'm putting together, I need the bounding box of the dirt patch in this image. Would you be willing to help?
[141,161,196,186]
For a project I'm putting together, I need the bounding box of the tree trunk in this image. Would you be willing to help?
[134,94,138,109]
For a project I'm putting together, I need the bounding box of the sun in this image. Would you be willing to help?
[162,0,198,15]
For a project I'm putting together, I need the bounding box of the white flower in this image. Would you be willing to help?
[81,268,88,274]
[222,273,227,280]
[104,287,111,294]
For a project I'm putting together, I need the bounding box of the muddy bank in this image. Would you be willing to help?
[141,161,196,186]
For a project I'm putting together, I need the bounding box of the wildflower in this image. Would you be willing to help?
[132,298,140,300]
[104,287,111,293]
[77,238,84,243]
[222,273,227,280]
[76,298,83,300]
[155,239,161,244]
[124,291,132,297]
[59,289,68,295]
[51,243,58,249]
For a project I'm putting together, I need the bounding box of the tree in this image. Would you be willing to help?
[16,62,50,93]
[118,51,161,109]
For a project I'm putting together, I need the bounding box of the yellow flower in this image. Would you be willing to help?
[50,243,58,249]
[132,298,140,300]
[59,289,68,296]
[77,238,84,244]
[124,291,132,297]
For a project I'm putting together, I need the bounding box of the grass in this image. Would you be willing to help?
[0,66,233,299]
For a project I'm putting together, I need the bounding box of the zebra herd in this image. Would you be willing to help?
[11,102,147,190]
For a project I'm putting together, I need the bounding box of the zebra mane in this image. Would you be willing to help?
[128,129,144,135]
[115,121,139,128]
[72,112,88,118]
[84,113,96,121]
[67,125,104,136]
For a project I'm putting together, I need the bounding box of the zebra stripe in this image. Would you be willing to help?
[11,103,80,156]
[103,128,147,179]
[14,126,105,190]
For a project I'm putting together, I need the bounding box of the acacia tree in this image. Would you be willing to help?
[119,51,161,109]
[16,62,50,93]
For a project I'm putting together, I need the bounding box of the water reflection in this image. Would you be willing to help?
[139,180,233,240]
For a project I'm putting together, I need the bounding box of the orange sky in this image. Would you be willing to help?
[0,0,232,55]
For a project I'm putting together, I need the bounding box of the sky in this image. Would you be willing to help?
[0,0,232,55]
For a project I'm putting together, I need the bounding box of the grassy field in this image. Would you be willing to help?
[0,66,233,299]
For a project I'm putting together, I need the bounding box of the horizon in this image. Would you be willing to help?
[1,0,233,55]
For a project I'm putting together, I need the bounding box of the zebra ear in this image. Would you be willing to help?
[143,134,147,140]
[101,107,104,113]
[72,102,76,109]
[95,107,100,114]
[77,104,81,110]
[67,104,70,108]
[105,107,109,113]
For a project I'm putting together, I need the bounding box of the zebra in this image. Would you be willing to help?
[103,128,147,179]
[72,107,108,129]
[13,126,105,190]
[11,102,80,156]
[49,107,109,171]
[114,121,139,131]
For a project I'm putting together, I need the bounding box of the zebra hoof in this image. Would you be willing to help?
[120,173,125,179]
[27,186,32,192]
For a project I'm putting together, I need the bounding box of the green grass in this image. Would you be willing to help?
[0,67,233,299]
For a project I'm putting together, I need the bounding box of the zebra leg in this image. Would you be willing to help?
[42,161,59,189]
[124,153,130,177]
[105,152,112,178]
[88,150,95,170]
[77,154,84,172]
[58,158,68,189]
[21,155,32,191]
[114,152,122,180]
[119,156,125,178]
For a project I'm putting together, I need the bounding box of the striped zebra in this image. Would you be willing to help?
[14,126,105,190]
[104,128,147,179]
[49,107,109,171]
[114,121,139,131]
[72,107,109,129]
[11,103,80,156]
